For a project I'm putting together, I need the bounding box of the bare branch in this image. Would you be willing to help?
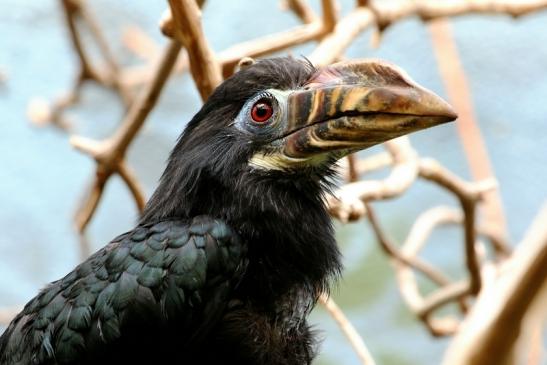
[168,0,221,100]
[365,202,452,287]
[419,158,500,294]
[443,202,547,365]
[320,0,338,33]
[71,41,182,233]
[372,0,547,29]
[308,8,374,66]
[74,173,106,233]
[218,22,324,77]
[118,161,146,213]
[429,18,509,247]
[283,0,318,23]
[327,137,418,222]
[319,293,377,365]
[419,280,471,319]
[122,26,161,64]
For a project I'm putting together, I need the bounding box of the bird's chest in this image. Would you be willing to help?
[201,300,315,364]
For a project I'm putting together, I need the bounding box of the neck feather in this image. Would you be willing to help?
[141,160,342,303]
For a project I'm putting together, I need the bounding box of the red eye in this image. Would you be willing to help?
[250,100,273,123]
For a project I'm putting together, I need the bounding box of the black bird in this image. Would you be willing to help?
[0,57,456,365]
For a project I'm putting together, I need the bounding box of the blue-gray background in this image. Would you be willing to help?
[1,1,546,364]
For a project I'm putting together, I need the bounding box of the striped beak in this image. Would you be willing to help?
[282,60,457,159]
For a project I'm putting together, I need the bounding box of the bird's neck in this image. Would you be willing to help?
[142,166,341,305]
[230,176,341,306]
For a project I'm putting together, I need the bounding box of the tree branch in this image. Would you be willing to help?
[71,41,182,233]
[168,0,222,100]
[443,202,547,365]
[429,18,509,249]
[319,293,377,365]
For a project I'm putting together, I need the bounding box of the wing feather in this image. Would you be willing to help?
[0,216,246,365]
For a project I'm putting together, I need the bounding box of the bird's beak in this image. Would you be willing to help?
[282,60,457,159]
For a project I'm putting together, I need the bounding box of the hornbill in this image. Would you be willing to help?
[0,57,456,364]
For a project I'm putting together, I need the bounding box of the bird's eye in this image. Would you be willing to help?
[250,99,274,123]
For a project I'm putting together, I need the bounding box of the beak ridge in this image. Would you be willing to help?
[282,60,457,159]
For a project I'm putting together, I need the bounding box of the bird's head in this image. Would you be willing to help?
[142,56,456,222]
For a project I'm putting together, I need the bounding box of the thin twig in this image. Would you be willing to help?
[118,161,146,212]
[319,293,377,365]
[283,0,318,23]
[372,0,547,29]
[327,137,418,222]
[308,8,374,66]
[429,19,509,248]
[419,158,500,294]
[365,202,451,287]
[442,202,547,365]
[71,41,182,233]
[217,23,324,78]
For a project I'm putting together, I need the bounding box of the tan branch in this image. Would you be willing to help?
[320,0,338,33]
[60,0,98,83]
[353,152,393,176]
[443,202,547,365]
[63,0,131,105]
[417,0,547,20]
[218,22,324,77]
[283,0,318,23]
[419,280,471,319]
[74,173,106,232]
[366,202,451,287]
[78,0,120,77]
[366,201,478,336]
[429,18,509,249]
[308,8,374,66]
[110,41,182,158]
[118,161,146,213]
[394,205,475,334]
[336,152,393,183]
[168,0,221,99]
[419,158,501,294]
[319,293,377,365]
[122,26,161,64]
[71,41,182,233]
[29,0,135,130]
[327,137,418,222]
[165,0,336,77]
[345,154,360,183]
[372,0,547,29]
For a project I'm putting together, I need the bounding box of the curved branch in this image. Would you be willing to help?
[327,137,418,222]
[168,0,221,100]
[71,41,182,233]
[319,294,376,365]
[117,161,146,213]
[443,202,547,365]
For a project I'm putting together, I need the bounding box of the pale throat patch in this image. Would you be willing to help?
[249,152,327,171]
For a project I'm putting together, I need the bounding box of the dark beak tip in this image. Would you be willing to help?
[433,111,457,126]
[445,110,458,122]
[428,95,458,123]
[444,103,458,120]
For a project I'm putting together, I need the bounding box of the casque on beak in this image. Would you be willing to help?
[281,60,457,159]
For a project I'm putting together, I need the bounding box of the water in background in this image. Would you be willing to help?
[1,1,546,364]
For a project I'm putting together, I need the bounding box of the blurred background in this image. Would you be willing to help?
[1,1,546,364]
